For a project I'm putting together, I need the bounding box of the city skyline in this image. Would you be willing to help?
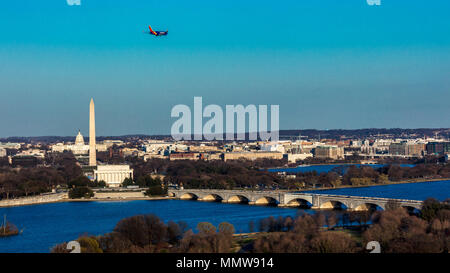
[1,0,449,137]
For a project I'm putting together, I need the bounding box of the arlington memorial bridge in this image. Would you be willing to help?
[168,189,423,211]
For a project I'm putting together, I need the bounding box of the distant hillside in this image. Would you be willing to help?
[0,135,171,144]
[1,128,449,144]
[279,128,450,140]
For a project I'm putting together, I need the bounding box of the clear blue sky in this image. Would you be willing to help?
[0,0,449,137]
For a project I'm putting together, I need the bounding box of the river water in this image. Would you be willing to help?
[0,179,448,253]
[268,164,415,174]
[0,200,304,253]
[304,180,450,201]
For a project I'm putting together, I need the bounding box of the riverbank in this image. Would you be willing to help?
[0,193,67,208]
[2,177,448,208]
[68,196,170,202]
[288,162,372,167]
[274,161,417,168]
[0,192,171,208]
[298,177,450,192]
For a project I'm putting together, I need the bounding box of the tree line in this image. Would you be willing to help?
[51,214,237,253]
[132,158,450,190]
[287,163,450,189]
[129,158,287,190]
[249,198,449,253]
[0,152,82,199]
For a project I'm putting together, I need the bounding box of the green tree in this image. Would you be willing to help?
[310,232,358,253]
[97,180,107,188]
[420,198,446,222]
[67,176,91,188]
[167,221,182,243]
[78,236,103,253]
[377,174,389,184]
[136,176,147,188]
[122,177,134,187]
[91,180,106,188]
[197,222,216,234]
[144,185,166,196]
[68,186,94,199]
[330,177,342,188]
[218,222,235,235]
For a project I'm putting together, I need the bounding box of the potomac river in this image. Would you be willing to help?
[0,179,449,253]
[267,163,415,174]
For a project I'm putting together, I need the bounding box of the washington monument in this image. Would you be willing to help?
[89,98,97,166]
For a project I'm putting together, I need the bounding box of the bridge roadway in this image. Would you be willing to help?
[168,189,423,211]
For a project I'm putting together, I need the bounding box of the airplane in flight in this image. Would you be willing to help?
[146,25,168,36]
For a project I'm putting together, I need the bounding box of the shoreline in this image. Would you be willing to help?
[0,195,172,208]
[1,178,448,208]
[68,196,170,202]
[270,162,414,170]
[296,177,450,192]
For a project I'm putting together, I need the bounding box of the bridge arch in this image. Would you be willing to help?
[255,196,279,206]
[319,200,348,210]
[227,195,250,204]
[168,191,176,197]
[286,198,312,208]
[200,194,223,202]
[402,205,421,214]
[179,193,199,200]
[353,203,384,212]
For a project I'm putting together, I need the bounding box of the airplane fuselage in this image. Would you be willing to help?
[153,31,168,36]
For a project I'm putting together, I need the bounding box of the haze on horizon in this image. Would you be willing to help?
[0,0,449,138]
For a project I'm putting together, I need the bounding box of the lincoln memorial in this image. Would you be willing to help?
[94,165,133,187]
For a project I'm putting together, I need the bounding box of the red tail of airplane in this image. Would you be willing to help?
[148,25,157,35]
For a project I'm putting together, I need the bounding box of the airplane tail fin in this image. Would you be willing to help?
[148,25,157,35]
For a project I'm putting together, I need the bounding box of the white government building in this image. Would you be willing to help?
[0,147,6,157]
[94,165,133,188]
[51,130,107,155]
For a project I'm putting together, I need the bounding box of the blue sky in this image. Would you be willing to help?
[0,0,449,137]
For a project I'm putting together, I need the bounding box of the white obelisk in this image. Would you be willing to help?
[89,98,97,166]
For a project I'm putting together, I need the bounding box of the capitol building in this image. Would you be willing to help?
[51,130,107,155]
